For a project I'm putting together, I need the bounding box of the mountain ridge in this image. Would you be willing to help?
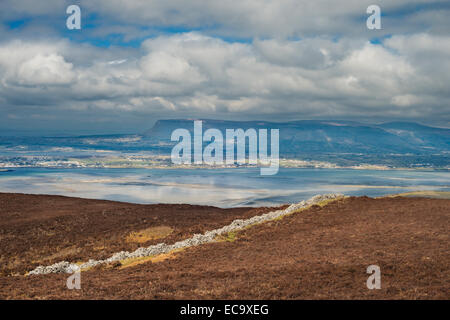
[143,119,450,156]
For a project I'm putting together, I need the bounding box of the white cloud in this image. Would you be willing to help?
[80,0,450,39]
[0,32,449,127]
[391,94,420,107]
[2,0,449,44]
[16,53,74,86]
[107,59,127,65]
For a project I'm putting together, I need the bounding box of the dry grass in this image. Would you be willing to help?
[217,197,345,242]
[118,248,184,269]
[388,191,450,199]
[273,196,346,221]
[2,196,449,299]
[125,226,173,243]
[38,246,81,263]
[216,231,238,242]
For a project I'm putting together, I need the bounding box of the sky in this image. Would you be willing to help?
[0,0,449,134]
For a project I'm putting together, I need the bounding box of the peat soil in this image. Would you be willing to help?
[0,194,448,299]
[0,193,280,276]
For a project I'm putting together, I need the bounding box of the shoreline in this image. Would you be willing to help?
[1,164,449,171]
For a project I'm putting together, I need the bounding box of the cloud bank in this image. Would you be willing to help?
[0,1,449,132]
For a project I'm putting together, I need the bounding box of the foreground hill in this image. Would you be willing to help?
[0,193,276,276]
[0,193,448,299]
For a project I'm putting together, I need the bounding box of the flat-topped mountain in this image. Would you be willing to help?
[1,119,448,168]
[144,119,450,156]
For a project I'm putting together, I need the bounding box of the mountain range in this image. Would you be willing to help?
[1,119,448,168]
[144,119,450,155]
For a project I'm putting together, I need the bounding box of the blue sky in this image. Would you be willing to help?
[0,0,449,134]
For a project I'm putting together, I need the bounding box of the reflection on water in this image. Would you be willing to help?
[0,168,449,207]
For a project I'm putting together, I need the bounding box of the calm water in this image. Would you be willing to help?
[0,167,449,207]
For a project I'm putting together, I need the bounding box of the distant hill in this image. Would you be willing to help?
[143,119,450,157]
[1,119,447,168]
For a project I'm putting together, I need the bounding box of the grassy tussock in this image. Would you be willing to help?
[387,191,450,199]
[118,248,184,269]
[216,231,238,242]
[125,226,173,243]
